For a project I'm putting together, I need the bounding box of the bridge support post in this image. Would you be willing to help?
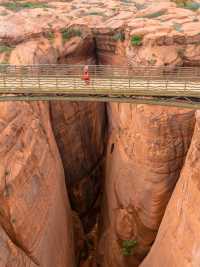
[184,80,187,92]
[3,74,6,91]
[38,73,40,90]
[20,71,23,91]
[56,74,58,90]
[73,77,76,90]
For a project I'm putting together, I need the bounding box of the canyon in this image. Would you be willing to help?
[0,0,200,266]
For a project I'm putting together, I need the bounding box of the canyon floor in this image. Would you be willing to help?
[0,0,200,266]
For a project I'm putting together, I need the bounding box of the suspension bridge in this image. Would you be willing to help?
[1,64,200,108]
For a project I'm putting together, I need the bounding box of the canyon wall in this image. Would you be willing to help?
[0,101,75,267]
[7,15,107,265]
[98,103,195,267]
[140,110,200,267]
[50,101,106,231]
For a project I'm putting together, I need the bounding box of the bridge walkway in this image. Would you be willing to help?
[0,65,200,108]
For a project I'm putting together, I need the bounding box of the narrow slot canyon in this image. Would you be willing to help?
[1,1,200,266]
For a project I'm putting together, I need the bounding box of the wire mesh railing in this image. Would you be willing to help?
[0,65,200,99]
[0,64,200,80]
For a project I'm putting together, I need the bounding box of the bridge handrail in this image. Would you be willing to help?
[0,64,200,81]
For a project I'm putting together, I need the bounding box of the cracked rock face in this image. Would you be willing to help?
[98,103,195,267]
[140,110,200,267]
[0,101,75,267]
[50,101,106,231]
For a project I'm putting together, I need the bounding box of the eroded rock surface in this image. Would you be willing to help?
[140,110,200,267]
[2,0,200,67]
[98,103,195,267]
[0,101,75,267]
[50,101,106,231]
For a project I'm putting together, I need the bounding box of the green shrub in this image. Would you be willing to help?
[87,11,104,16]
[177,47,185,57]
[0,45,13,64]
[172,0,200,10]
[62,28,82,42]
[134,3,146,10]
[131,35,142,46]
[0,45,13,53]
[173,22,183,32]
[46,32,55,44]
[1,1,50,11]
[113,32,125,41]
[120,0,133,3]
[185,2,200,10]
[121,240,138,256]
[143,10,166,18]
[148,58,157,65]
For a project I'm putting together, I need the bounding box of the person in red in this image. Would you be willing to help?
[82,65,90,85]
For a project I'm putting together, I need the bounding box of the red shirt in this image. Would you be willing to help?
[83,71,90,80]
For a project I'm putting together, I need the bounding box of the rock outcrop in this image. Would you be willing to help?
[98,103,195,267]
[2,0,200,67]
[0,101,75,267]
[140,110,200,267]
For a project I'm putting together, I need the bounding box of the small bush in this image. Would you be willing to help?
[121,240,138,256]
[143,10,166,18]
[134,3,146,10]
[113,32,125,41]
[131,35,142,46]
[177,47,185,57]
[21,2,49,9]
[185,2,200,10]
[148,58,157,65]
[87,11,104,16]
[1,1,50,12]
[172,0,200,10]
[0,45,13,53]
[46,32,55,44]
[62,28,82,42]
[173,22,183,32]
[120,0,133,3]
[0,45,13,65]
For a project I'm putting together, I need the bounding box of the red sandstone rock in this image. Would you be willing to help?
[140,110,200,267]
[0,101,75,267]
[98,103,195,267]
[50,101,106,230]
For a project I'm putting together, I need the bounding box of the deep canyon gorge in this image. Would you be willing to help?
[0,0,200,266]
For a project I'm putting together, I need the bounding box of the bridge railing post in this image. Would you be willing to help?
[128,67,131,91]
[55,73,58,90]
[20,69,23,90]
[110,67,113,93]
[94,65,96,79]
[38,71,40,90]
[3,73,6,91]
[73,76,76,90]
[165,79,168,91]
[184,80,187,92]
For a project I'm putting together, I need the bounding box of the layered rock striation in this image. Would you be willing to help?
[140,110,200,267]
[0,101,75,267]
[98,104,195,267]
